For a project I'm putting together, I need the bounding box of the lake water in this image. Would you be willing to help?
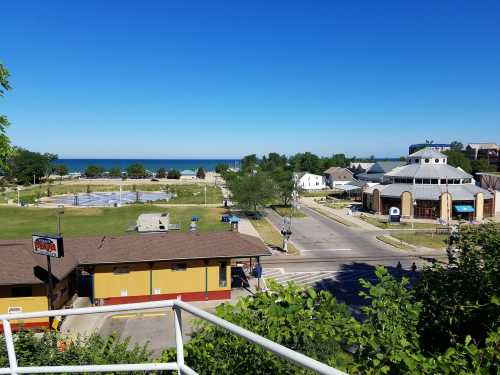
[54,159,240,173]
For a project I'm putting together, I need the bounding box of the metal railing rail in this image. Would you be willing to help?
[0,299,346,375]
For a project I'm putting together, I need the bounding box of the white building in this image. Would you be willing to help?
[137,213,170,232]
[294,172,326,190]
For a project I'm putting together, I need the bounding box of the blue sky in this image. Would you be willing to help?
[2,0,499,158]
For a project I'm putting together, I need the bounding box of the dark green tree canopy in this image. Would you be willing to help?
[443,149,471,172]
[108,166,122,178]
[196,167,206,179]
[0,62,12,171]
[126,163,146,178]
[167,168,181,179]
[215,163,229,174]
[84,164,104,178]
[156,167,166,178]
[53,164,68,177]
[227,172,276,211]
[7,148,57,185]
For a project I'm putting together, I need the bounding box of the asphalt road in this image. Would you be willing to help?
[262,207,446,312]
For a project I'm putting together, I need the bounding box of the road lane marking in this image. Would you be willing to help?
[302,248,352,252]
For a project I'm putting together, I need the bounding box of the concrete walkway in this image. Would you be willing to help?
[236,216,261,238]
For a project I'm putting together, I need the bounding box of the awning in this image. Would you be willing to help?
[453,205,474,213]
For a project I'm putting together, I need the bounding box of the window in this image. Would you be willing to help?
[414,159,419,163]
[431,179,438,184]
[440,179,447,184]
[423,179,431,184]
[219,262,227,287]
[425,158,430,163]
[112,267,129,275]
[12,287,32,297]
[415,178,423,184]
[172,263,187,271]
[435,159,439,163]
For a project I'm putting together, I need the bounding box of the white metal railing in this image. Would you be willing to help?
[0,299,346,375]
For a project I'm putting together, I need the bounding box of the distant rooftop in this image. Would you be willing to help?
[409,147,447,159]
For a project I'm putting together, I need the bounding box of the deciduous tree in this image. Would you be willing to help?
[0,62,12,171]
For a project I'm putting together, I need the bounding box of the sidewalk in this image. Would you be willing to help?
[237,216,261,238]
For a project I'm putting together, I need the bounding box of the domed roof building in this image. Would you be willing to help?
[362,148,494,221]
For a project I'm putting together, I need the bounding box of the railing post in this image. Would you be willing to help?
[173,302,184,374]
[2,320,18,375]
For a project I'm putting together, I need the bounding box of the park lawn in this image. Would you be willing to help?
[325,200,352,209]
[391,232,449,249]
[0,184,223,205]
[271,205,306,218]
[359,215,440,230]
[300,190,337,198]
[166,185,222,204]
[376,235,413,250]
[0,205,229,239]
[249,217,299,254]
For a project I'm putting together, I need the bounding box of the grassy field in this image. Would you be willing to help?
[376,235,413,250]
[249,217,299,254]
[391,232,449,249]
[0,205,229,239]
[0,184,222,205]
[270,205,306,218]
[359,215,441,229]
[300,190,337,198]
[325,199,352,209]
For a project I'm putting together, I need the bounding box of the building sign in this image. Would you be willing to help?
[32,235,64,258]
[8,306,22,314]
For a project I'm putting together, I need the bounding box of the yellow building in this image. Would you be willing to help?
[0,232,269,330]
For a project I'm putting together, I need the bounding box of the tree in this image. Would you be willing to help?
[271,168,296,206]
[289,152,322,174]
[167,169,181,179]
[126,163,146,179]
[109,167,122,178]
[84,165,104,178]
[0,62,12,171]
[7,148,57,185]
[53,164,68,182]
[415,223,500,352]
[241,154,258,174]
[227,172,276,212]
[260,153,288,172]
[450,140,464,151]
[196,167,206,179]
[215,163,229,174]
[471,158,496,174]
[156,167,166,179]
[443,149,471,172]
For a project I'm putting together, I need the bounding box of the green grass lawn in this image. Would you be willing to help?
[391,232,449,249]
[0,205,229,239]
[359,215,441,229]
[249,217,299,254]
[376,235,413,250]
[270,205,306,218]
[0,184,222,205]
[325,200,352,209]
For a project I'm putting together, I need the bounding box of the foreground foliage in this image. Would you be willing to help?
[0,331,151,370]
[162,224,500,374]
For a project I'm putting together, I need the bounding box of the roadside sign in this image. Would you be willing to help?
[32,235,64,258]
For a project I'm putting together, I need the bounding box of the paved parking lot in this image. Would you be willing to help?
[98,307,208,357]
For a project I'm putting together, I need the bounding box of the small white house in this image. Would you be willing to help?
[294,172,326,190]
[137,213,170,232]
